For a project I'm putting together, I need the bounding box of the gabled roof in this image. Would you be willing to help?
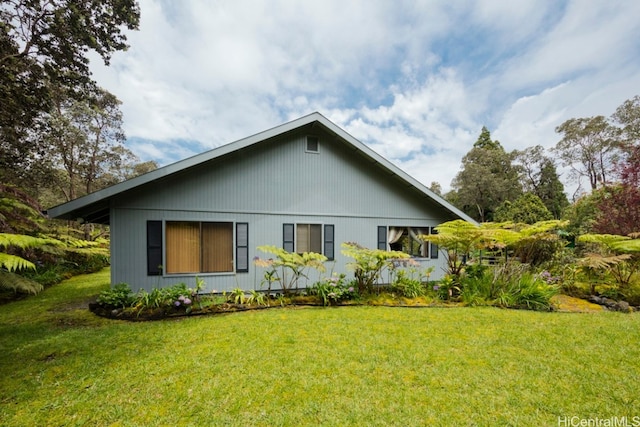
[47,112,476,224]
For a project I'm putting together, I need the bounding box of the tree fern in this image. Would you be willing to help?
[0,233,59,295]
[610,239,640,254]
[0,233,55,249]
[0,270,43,295]
[0,253,36,272]
[0,195,46,234]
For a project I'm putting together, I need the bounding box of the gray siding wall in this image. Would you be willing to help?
[110,129,456,292]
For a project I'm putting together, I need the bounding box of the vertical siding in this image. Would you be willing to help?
[111,129,457,292]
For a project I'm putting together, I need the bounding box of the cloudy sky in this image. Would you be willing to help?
[89,0,640,195]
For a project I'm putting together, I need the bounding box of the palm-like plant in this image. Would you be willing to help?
[0,233,58,295]
[577,233,640,291]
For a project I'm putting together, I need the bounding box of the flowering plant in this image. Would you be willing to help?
[538,270,560,285]
[309,274,357,306]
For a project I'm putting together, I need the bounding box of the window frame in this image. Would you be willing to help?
[151,220,248,276]
[305,135,319,153]
[283,222,334,259]
[380,226,436,259]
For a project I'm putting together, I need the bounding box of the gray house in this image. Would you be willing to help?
[48,112,475,292]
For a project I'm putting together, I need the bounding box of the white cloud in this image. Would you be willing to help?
[88,0,640,195]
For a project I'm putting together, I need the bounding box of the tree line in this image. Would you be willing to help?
[441,95,640,237]
[0,0,154,213]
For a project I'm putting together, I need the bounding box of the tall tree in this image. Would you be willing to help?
[612,95,640,147]
[0,0,140,188]
[514,145,568,218]
[451,127,522,222]
[553,116,619,191]
[474,126,501,150]
[536,159,569,219]
[428,181,443,196]
[562,192,601,236]
[45,88,137,201]
[494,193,553,225]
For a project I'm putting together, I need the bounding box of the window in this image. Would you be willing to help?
[147,221,163,276]
[297,223,322,253]
[165,221,233,274]
[283,223,334,259]
[306,136,319,153]
[430,226,439,259]
[236,223,249,272]
[379,226,435,258]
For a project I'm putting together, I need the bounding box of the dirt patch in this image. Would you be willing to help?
[49,296,97,312]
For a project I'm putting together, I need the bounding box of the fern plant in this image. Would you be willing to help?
[577,233,640,291]
[0,233,55,295]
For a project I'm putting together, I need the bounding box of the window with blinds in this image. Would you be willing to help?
[283,223,334,259]
[165,221,233,274]
[296,224,322,253]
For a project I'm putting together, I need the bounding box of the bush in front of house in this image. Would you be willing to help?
[96,282,134,309]
[308,273,358,306]
[94,279,205,317]
[458,262,559,310]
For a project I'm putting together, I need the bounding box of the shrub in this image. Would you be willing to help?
[96,283,134,309]
[245,290,268,306]
[457,262,558,310]
[505,272,558,310]
[464,263,488,280]
[540,247,580,295]
[459,276,492,307]
[341,242,409,293]
[309,274,357,306]
[228,288,247,304]
[132,280,204,315]
[391,270,425,298]
[254,246,327,294]
[23,249,110,286]
[435,275,460,300]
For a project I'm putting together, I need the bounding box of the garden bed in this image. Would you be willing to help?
[90,292,631,321]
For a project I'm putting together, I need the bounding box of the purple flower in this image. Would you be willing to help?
[178,295,185,302]
[433,285,440,291]
[184,298,192,305]
[348,287,354,292]
[174,301,181,306]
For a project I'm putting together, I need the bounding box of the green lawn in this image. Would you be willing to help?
[1,269,639,426]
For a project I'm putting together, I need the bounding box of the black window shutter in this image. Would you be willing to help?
[324,224,334,260]
[147,221,163,276]
[236,223,249,272]
[283,223,294,252]
[377,226,387,250]
[430,227,439,259]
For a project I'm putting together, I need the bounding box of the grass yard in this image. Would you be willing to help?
[1,269,640,426]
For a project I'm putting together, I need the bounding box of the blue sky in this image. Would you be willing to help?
[89,0,640,195]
